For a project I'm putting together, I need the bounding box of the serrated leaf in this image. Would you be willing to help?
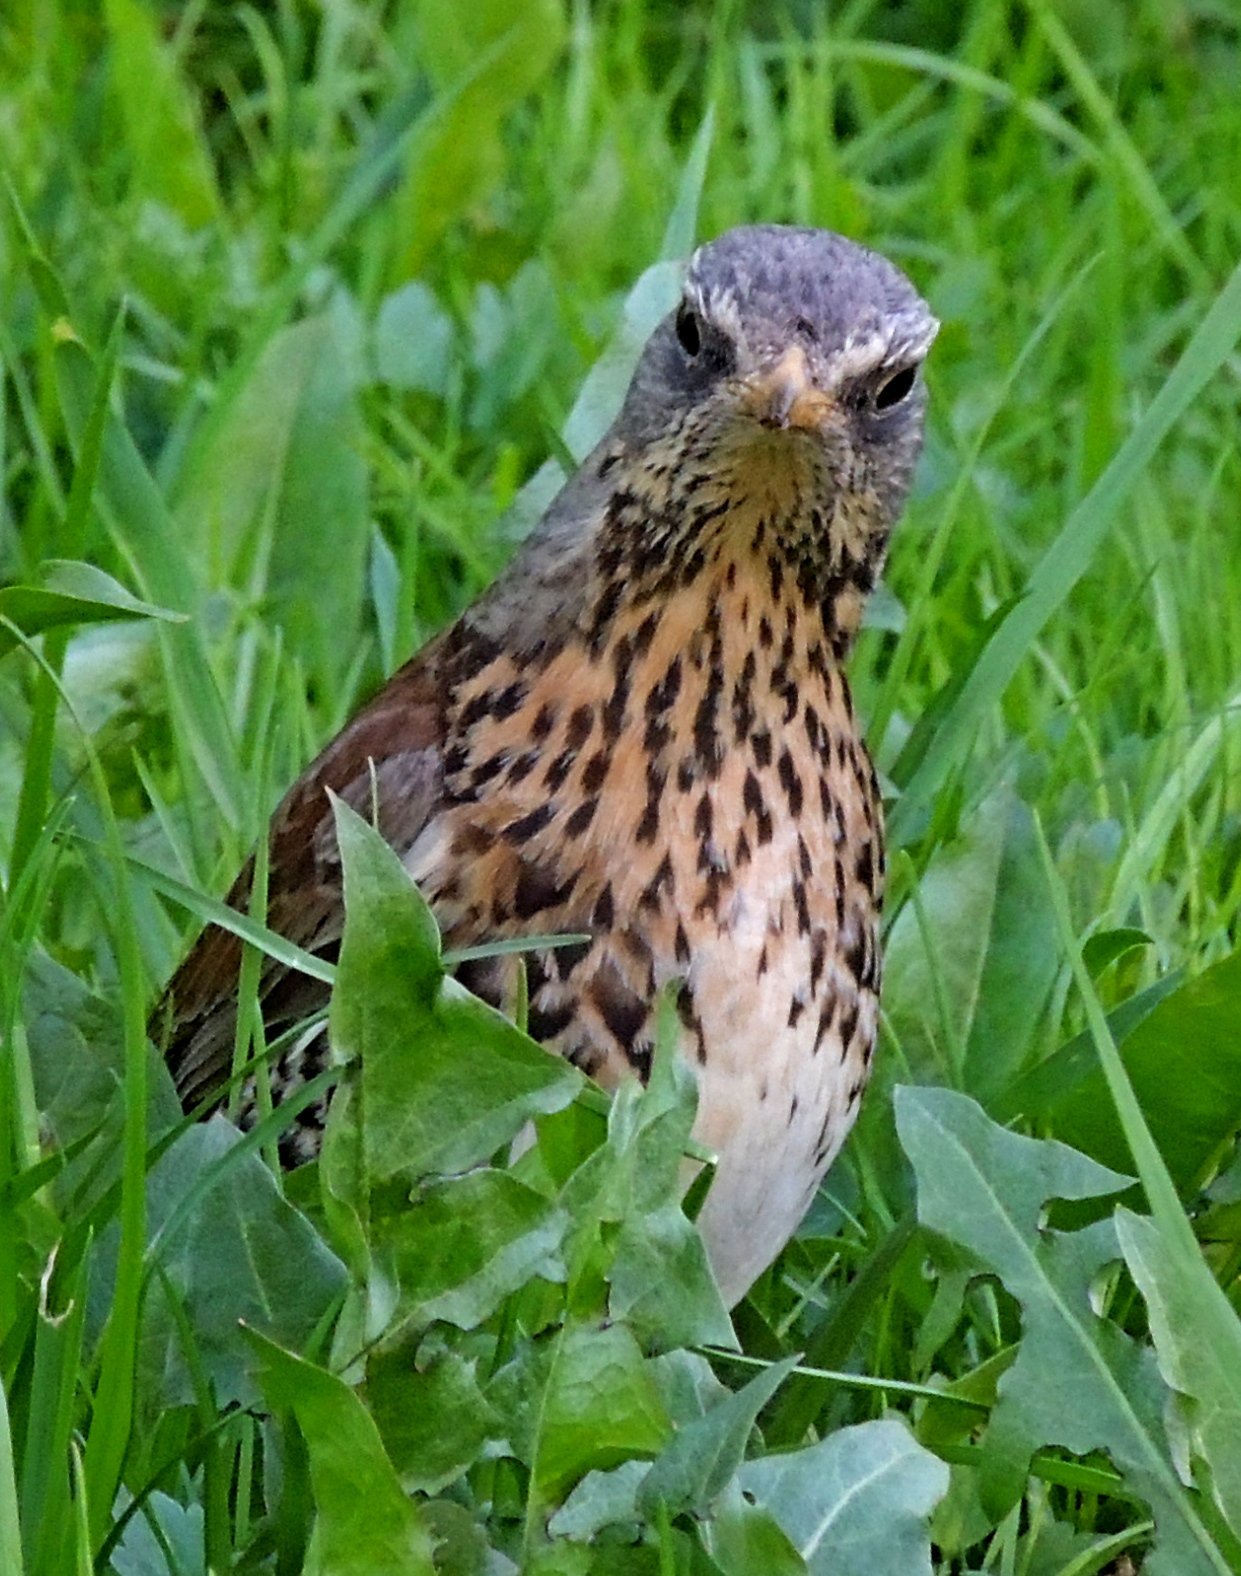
[738,1419,947,1576]
[1117,1207,1241,1541]
[490,1321,670,1504]
[383,1169,567,1329]
[138,1118,347,1418]
[637,1355,798,1519]
[895,1086,1229,1576]
[704,1481,806,1575]
[248,1328,436,1576]
[367,1344,502,1495]
[111,1490,204,1576]
[330,798,582,1180]
[548,1459,648,1540]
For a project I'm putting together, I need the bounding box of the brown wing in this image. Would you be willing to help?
[155,634,449,1112]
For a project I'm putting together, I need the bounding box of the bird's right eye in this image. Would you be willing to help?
[675,302,703,357]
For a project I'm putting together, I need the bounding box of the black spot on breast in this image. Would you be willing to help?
[792,879,811,936]
[505,804,554,843]
[554,939,592,980]
[813,1001,835,1055]
[459,689,494,730]
[507,750,540,785]
[809,930,827,992]
[528,997,577,1041]
[778,747,804,817]
[532,702,557,740]
[492,682,526,720]
[788,997,805,1029]
[565,704,594,750]
[591,966,648,1051]
[842,926,866,985]
[514,862,575,919]
[471,752,508,790]
[646,655,682,719]
[674,921,690,964]
[640,853,674,911]
[593,885,614,930]
[565,798,598,838]
[582,750,610,794]
[545,751,575,792]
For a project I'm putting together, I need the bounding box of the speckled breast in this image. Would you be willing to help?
[403,554,884,1304]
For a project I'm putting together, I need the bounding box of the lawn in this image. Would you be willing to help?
[3,0,1241,1571]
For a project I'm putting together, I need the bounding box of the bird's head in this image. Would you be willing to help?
[614,224,938,558]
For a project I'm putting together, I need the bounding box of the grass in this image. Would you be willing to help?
[2,0,1241,1570]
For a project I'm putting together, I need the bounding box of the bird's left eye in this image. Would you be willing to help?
[675,302,703,357]
[873,364,918,410]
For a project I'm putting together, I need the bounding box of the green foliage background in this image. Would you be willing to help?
[2,0,1241,1571]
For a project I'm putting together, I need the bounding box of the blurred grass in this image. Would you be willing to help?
[3,0,1241,1570]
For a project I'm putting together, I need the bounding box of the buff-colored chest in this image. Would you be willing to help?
[401,556,883,1301]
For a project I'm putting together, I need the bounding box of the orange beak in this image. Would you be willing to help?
[744,345,836,432]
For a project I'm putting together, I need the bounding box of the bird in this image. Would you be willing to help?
[155,224,938,1306]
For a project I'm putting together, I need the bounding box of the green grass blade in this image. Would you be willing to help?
[1035,815,1241,1549]
[0,1372,24,1576]
[891,258,1241,843]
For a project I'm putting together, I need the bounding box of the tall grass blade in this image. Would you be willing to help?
[891,259,1241,842]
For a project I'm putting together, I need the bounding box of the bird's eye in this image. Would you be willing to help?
[873,364,918,410]
[675,302,703,357]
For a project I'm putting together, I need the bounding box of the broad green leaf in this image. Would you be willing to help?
[738,1419,948,1576]
[104,0,219,225]
[548,1459,649,1540]
[111,1491,204,1576]
[490,1321,670,1504]
[884,788,1058,1095]
[1117,1208,1241,1542]
[24,951,182,1198]
[556,1018,734,1349]
[1082,927,1153,977]
[0,560,183,660]
[383,1169,567,1329]
[637,1355,798,1519]
[995,969,1182,1127]
[895,1086,1228,1576]
[367,1344,502,1495]
[248,1329,436,1576]
[174,312,370,694]
[1032,948,1241,1195]
[704,1481,806,1576]
[393,0,566,273]
[138,1119,346,1419]
[330,798,582,1180]
[374,281,456,395]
